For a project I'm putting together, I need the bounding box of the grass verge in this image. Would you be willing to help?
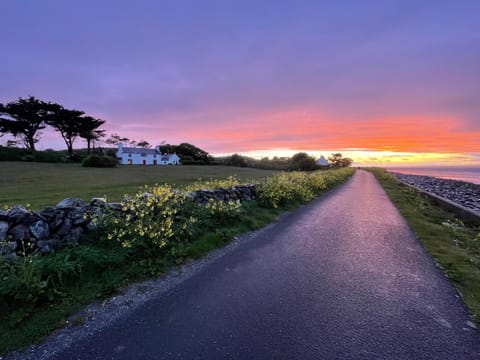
[367,167,480,321]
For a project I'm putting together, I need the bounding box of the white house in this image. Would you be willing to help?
[316,155,329,167]
[116,144,181,165]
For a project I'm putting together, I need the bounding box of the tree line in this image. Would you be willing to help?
[220,152,352,170]
[0,96,105,155]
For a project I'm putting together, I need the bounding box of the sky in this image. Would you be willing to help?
[1,0,479,166]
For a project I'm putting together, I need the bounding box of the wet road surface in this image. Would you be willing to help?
[52,170,480,359]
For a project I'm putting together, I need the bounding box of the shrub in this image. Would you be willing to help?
[100,185,197,257]
[258,168,354,208]
[82,155,117,167]
[33,150,63,163]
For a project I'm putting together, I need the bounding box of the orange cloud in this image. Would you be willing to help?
[170,110,480,154]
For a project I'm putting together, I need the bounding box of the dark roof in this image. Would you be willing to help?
[120,147,159,155]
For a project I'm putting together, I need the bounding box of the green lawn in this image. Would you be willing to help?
[0,162,277,210]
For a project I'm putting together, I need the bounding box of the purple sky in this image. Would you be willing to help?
[1,0,479,164]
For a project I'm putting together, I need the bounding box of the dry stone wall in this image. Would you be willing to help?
[0,185,257,258]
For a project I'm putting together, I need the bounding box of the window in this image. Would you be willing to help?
[153,160,157,165]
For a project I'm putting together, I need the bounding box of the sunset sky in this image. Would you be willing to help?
[1,1,479,166]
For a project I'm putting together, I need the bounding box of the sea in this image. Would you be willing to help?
[385,166,480,185]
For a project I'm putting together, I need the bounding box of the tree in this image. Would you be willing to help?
[106,133,130,146]
[0,96,53,152]
[328,153,353,168]
[290,152,318,171]
[46,106,85,156]
[224,154,248,167]
[160,143,210,164]
[137,140,151,149]
[78,116,106,153]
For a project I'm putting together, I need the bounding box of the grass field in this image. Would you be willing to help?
[0,162,277,210]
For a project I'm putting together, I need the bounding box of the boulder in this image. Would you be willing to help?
[63,226,84,245]
[90,197,107,208]
[29,220,50,240]
[49,210,67,231]
[0,241,16,255]
[56,198,86,209]
[9,224,30,242]
[0,210,9,221]
[40,207,56,221]
[0,220,9,241]
[8,206,29,224]
[37,238,61,254]
[68,207,88,226]
[108,203,123,211]
[55,218,72,237]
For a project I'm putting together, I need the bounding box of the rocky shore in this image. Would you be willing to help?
[390,172,480,214]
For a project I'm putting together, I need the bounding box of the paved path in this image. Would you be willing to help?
[53,170,480,359]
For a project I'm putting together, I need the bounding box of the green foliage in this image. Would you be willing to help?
[223,154,249,167]
[101,185,198,257]
[258,168,355,208]
[160,143,211,164]
[82,155,117,167]
[77,116,106,154]
[328,153,353,168]
[46,107,85,156]
[0,96,51,152]
[0,146,28,161]
[289,152,318,171]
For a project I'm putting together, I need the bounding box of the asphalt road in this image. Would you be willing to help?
[52,170,480,359]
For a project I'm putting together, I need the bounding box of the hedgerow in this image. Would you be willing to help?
[257,168,354,208]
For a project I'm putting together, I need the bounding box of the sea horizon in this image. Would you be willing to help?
[384,165,480,185]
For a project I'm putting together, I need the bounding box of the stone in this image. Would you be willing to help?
[68,207,88,226]
[29,220,50,240]
[8,206,29,224]
[108,203,123,211]
[90,197,107,207]
[9,224,30,241]
[40,207,56,221]
[56,197,86,209]
[0,241,17,255]
[50,210,67,231]
[0,210,9,221]
[37,238,61,254]
[55,218,72,237]
[63,226,84,245]
[0,220,9,240]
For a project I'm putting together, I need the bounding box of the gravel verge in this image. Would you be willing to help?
[390,172,480,214]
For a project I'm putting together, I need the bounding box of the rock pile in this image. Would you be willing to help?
[0,197,107,258]
[0,185,258,258]
[391,173,480,213]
